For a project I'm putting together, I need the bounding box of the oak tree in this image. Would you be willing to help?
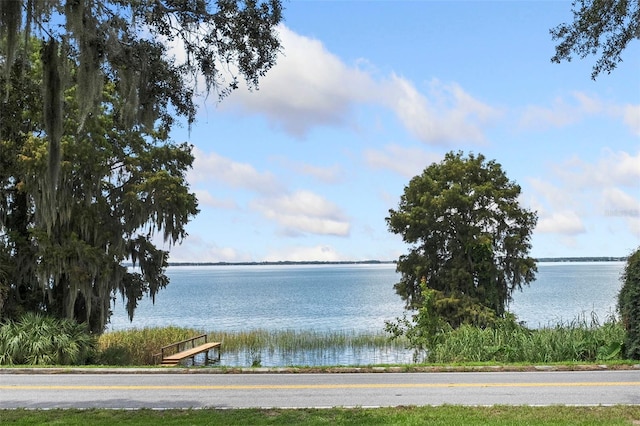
[0,1,283,332]
[551,0,640,79]
[0,44,199,333]
[386,151,537,327]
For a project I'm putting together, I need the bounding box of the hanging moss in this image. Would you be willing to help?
[1,0,281,334]
[70,1,104,130]
[40,39,64,232]
[0,0,23,97]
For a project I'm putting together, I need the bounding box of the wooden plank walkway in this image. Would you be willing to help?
[160,342,221,366]
[156,334,221,366]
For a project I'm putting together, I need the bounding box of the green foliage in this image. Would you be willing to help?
[0,0,283,127]
[97,327,201,365]
[0,42,199,333]
[386,151,537,328]
[97,327,406,366]
[618,247,640,359]
[385,279,449,360]
[551,0,640,79]
[0,1,283,334]
[0,312,95,365]
[428,313,625,364]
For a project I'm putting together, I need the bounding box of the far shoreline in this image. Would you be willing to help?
[167,257,628,267]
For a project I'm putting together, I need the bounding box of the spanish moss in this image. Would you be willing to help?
[0,0,282,334]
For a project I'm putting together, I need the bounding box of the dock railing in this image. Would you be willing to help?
[153,333,209,365]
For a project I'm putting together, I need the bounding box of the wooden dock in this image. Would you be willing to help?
[156,334,221,366]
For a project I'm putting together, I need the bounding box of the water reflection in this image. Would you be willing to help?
[185,347,416,368]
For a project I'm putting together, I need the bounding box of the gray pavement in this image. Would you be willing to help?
[1,369,640,409]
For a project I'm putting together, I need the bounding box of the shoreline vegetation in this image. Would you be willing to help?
[165,257,628,267]
[95,315,627,367]
[4,317,638,424]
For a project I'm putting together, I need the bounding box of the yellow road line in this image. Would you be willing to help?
[2,382,640,391]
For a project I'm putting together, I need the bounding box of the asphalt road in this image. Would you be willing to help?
[1,370,640,409]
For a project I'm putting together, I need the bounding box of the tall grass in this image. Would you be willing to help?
[207,329,397,352]
[96,314,627,366]
[209,329,405,367]
[97,328,407,366]
[97,326,202,365]
[428,313,625,363]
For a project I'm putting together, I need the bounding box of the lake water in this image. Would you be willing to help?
[107,261,625,366]
[508,261,624,327]
[109,261,625,332]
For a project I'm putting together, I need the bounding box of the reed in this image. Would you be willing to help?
[428,314,626,363]
[207,329,397,352]
[96,326,203,365]
[96,313,626,366]
[97,328,406,366]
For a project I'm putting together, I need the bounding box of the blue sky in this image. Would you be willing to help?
[165,1,639,263]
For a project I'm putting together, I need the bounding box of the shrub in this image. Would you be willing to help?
[0,312,94,365]
[618,247,640,359]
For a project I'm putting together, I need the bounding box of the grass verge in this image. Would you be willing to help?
[1,406,640,425]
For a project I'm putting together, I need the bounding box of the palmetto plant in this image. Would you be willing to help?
[0,312,94,365]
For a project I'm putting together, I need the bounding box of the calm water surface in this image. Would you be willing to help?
[508,261,624,327]
[109,264,404,332]
[107,262,625,366]
[109,262,625,332]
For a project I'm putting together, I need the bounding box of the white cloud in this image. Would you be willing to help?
[555,150,640,188]
[519,93,600,129]
[603,187,640,214]
[263,245,345,262]
[364,144,442,178]
[573,91,604,114]
[519,92,640,136]
[220,25,498,144]
[536,210,586,235]
[167,235,251,263]
[602,189,640,223]
[192,189,238,209]
[630,220,640,238]
[529,150,640,240]
[383,76,500,145]
[603,188,640,237]
[251,190,350,236]
[296,163,345,184]
[622,104,640,136]
[604,151,640,186]
[188,147,283,195]
[186,149,352,239]
[274,157,345,184]
[223,25,375,136]
[528,178,572,210]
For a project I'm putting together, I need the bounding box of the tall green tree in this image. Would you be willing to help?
[618,247,640,359]
[0,1,283,333]
[386,151,537,328]
[1,42,199,333]
[551,0,640,79]
[0,0,282,213]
